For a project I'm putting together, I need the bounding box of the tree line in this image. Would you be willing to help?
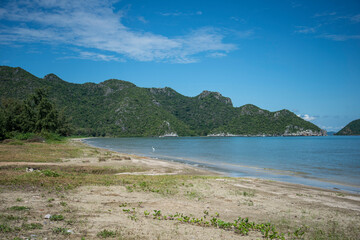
[0,88,72,140]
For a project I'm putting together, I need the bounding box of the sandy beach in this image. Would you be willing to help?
[0,138,359,239]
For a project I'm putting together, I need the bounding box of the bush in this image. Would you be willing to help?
[41,169,60,177]
[13,132,37,140]
[97,229,117,238]
[40,132,63,142]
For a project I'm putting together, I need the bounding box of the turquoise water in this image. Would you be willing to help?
[84,136,360,193]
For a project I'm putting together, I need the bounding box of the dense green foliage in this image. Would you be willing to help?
[213,105,321,135]
[0,66,323,137]
[0,87,71,140]
[336,119,360,135]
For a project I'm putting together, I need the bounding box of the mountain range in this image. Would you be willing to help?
[0,66,325,137]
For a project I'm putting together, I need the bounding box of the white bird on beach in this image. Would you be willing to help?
[152,146,155,152]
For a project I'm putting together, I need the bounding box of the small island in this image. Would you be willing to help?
[335,119,360,135]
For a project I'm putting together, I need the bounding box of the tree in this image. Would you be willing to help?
[0,88,72,140]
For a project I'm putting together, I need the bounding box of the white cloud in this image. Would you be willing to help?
[297,114,316,121]
[0,0,236,63]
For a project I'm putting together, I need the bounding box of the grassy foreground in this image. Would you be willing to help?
[0,138,359,239]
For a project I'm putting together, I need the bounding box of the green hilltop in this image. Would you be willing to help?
[336,119,360,135]
[0,66,325,137]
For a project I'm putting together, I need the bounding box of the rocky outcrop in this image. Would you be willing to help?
[208,128,327,137]
[198,90,233,106]
[283,126,327,136]
[150,87,177,97]
[159,132,179,137]
[283,129,327,136]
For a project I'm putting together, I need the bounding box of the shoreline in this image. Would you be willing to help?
[81,137,360,195]
[1,138,360,239]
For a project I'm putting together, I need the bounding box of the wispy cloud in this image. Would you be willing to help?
[313,11,360,23]
[290,1,302,8]
[297,114,316,121]
[294,26,318,34]
[319,34,360,41]
[137,16,148,24]
[159,11,202,17]
[351,14,360,22]
[313,12,337,18]
[231,29,254,39]
[321,126,342,132]
[75,51,123,62]
[295,11,360,41]
[230,17,246,24]
[207,52,227,58]
[0,0,235,63]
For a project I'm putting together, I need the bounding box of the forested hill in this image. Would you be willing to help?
[336,119,360,135]
[0,66,325,137]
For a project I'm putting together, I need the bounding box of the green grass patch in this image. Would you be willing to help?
[0,224,13,233]
[9,206,30,211]
[97,229,117,238]
[50,214,64,221]
[243,190,256,197]
[52,227,70,235]
[6,140,24,145]
[22,223,43,230]
[0,163,213,194]
[0,214,26,221]
[41,169,60,177]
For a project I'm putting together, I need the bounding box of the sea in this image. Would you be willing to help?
[83,136,360,194]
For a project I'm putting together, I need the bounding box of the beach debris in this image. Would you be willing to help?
[114,156,131,160]
[67,229,73,234]
[44,214,51,219]
[26,167,40,172]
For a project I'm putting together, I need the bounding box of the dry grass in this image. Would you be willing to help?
[0,141,83,162]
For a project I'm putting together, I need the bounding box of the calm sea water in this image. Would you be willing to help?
[84,136,360,193]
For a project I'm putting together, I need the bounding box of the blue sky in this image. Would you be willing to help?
[1,0,359,132]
